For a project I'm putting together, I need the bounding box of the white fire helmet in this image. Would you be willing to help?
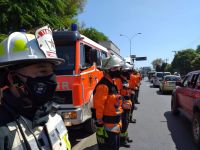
[122,62,134,71]
[0,26,64,68]
[102,55,124,70]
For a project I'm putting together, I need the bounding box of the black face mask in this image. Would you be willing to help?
[109,70,121,78]
[16,74,57,107]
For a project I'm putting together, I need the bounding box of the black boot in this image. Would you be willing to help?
[135,101,140,104]
[130,118,136,123]
[126,137,133,143]
[120,137,130,148]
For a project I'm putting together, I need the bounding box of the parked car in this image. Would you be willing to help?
[148,71,156,83]
[171,70,200,147]
[153,72,171,87]
[159,75,181,94]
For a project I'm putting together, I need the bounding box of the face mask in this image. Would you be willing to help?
[109,70,121,78]
[16,73,57,107]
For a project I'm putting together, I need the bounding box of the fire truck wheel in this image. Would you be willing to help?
[84,118,97,134]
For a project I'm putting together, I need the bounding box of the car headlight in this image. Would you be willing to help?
[62,112,77,119]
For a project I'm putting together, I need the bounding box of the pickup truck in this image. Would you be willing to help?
[171,70,200,147]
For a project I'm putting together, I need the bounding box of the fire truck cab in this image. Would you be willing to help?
[53,29,108,133]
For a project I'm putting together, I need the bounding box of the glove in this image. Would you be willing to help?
[96,126,108,144]
[96,126,108,138]
[96,126,105,136]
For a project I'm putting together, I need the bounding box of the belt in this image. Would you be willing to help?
[103,115,121,124]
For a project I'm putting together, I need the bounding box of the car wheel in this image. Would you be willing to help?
[171,94,179,115]
[192,112,200,147]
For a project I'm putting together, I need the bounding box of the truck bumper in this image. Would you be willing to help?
[57,104,91,127]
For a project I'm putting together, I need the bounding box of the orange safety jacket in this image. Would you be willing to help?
[93,76,122,133]
[135,73,141,88]
[129,73,138,90]
[113,77,132,110]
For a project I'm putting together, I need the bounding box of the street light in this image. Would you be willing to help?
[120,33,142,56]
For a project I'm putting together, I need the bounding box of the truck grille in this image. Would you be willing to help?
[54,91,73,104]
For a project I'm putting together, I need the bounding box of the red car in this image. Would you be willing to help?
[171,70,200,147]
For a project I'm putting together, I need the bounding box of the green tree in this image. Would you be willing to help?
[0,0,86,34]
[0,34,7,42]
[165,64,173,72]
[171,49,197,75]
[196,45,200,54]
[151,58,164,70]
[191,54,200,70]
[80,27,108,43]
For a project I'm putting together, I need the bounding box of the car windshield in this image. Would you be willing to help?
[157,73,163,78]
[164,72,171,76]
[165,76,181,81]
[55,41,76,75]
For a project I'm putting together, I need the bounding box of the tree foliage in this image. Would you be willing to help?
[196,45,200,54]
[0,34,7,42]
[0,0,87,34]
[79,27,108,43]
[151,58,164,70]
[191,54,200,70]
[165,64,173,72]
[171,49,197,75]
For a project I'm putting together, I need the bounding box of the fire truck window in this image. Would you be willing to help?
[96,50,101,67]
[101,51,107,59]
[54,41,75,75]
[80,43,85,68]
[84,45,93,67]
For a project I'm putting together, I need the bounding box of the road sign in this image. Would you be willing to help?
[135,57,147,61]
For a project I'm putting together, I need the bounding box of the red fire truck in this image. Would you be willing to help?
[53,28,109,133]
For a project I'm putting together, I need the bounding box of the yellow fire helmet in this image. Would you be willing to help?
[0,26,64,68]
[102,55,124,70]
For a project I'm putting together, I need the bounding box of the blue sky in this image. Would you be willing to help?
[77,0,200,68]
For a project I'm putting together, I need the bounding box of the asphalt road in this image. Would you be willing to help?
[70,78,198,150]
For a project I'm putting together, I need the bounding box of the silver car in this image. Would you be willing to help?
[159,75,181,94]
[153,72,171,87]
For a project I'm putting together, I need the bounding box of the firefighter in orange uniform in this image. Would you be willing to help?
[119,63,134,147]
[132,69,140,104]
[110,62,133,148]
[93,55,124,150]
[128,68,138,123]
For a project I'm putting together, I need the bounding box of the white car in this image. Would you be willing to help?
[153,72,171,87]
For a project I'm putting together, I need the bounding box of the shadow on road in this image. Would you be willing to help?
[68,128,93,147]
[83,144,99,150]
[156,90,172,96]
[156,90,162,95]
[164,111,198,150]
[149,85,156,88]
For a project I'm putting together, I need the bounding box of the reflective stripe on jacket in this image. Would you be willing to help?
[93,76,122,133]
[3,113,71,150]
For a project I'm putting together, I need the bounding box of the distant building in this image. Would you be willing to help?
[99,40,120,56]
[140,66,152,76]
